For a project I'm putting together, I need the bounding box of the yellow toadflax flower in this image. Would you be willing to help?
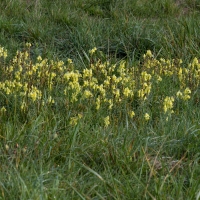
[0,46,8,59]
[67,58,73,64]
[123,87,133,98]
[0,106,6,114]
[163,96,174,113]
[176,91,182,98]
[83,69,93,79]
[129,111,135,118]
[89,47,97,55]
[83,90,93,99]
[25,42,32,48]
[144,113,150,121]
[177,88,191,101]
[143,50,153,59]
[104,116,110,127]
[37,55,42,62]
[183,87,191,101]
[96,96,101,110]
[47,96,55,104]
[69,114,83,126]
[20,101,27,111]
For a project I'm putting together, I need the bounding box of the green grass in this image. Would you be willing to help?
[1,0,200,61]
[0,0,200,199]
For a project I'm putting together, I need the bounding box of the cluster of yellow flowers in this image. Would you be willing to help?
[0,45,199,127]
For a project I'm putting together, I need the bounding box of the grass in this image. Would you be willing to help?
[0,0,200,199]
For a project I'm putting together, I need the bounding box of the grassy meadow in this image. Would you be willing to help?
[1,0,200,199]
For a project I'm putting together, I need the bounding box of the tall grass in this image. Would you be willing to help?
[1,0,200,61]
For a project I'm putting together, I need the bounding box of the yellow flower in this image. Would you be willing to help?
[123,87,133,98]
[69,114,83,126]
[143,50,153,59]
[3,50,7,59]
[5,87,11,95]
[0,106,6,113]
[108,99,113,110]
[24,51,29,60]
[47,96,55,104]
[89,47,97,55]
[163,96,174,113]
[141,71,151,82]
[5,144,9,151]
[96,96,101,110]
[129,111,135,118]
[83,90,93,99]
[25,42,32,48]
[28,87,42,102]
[83,69,93,78]
[113,88,120,99]
[176,91,182,98]
[98,84,106,97]
[144,113,150,121]
[69,117,78,126]
[83,80,89,87]
[37,55,42,62]
[21,101,27,111]
[177,88,191,101]
[67,58,73,64]
[78,113,83,119]
[184,87,191,95]
[0,46,7,59]
[29,91,37,102]
[156,75,162,82]
[104,116,110,127]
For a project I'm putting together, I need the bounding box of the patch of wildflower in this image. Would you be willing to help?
[0,45,200,127]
